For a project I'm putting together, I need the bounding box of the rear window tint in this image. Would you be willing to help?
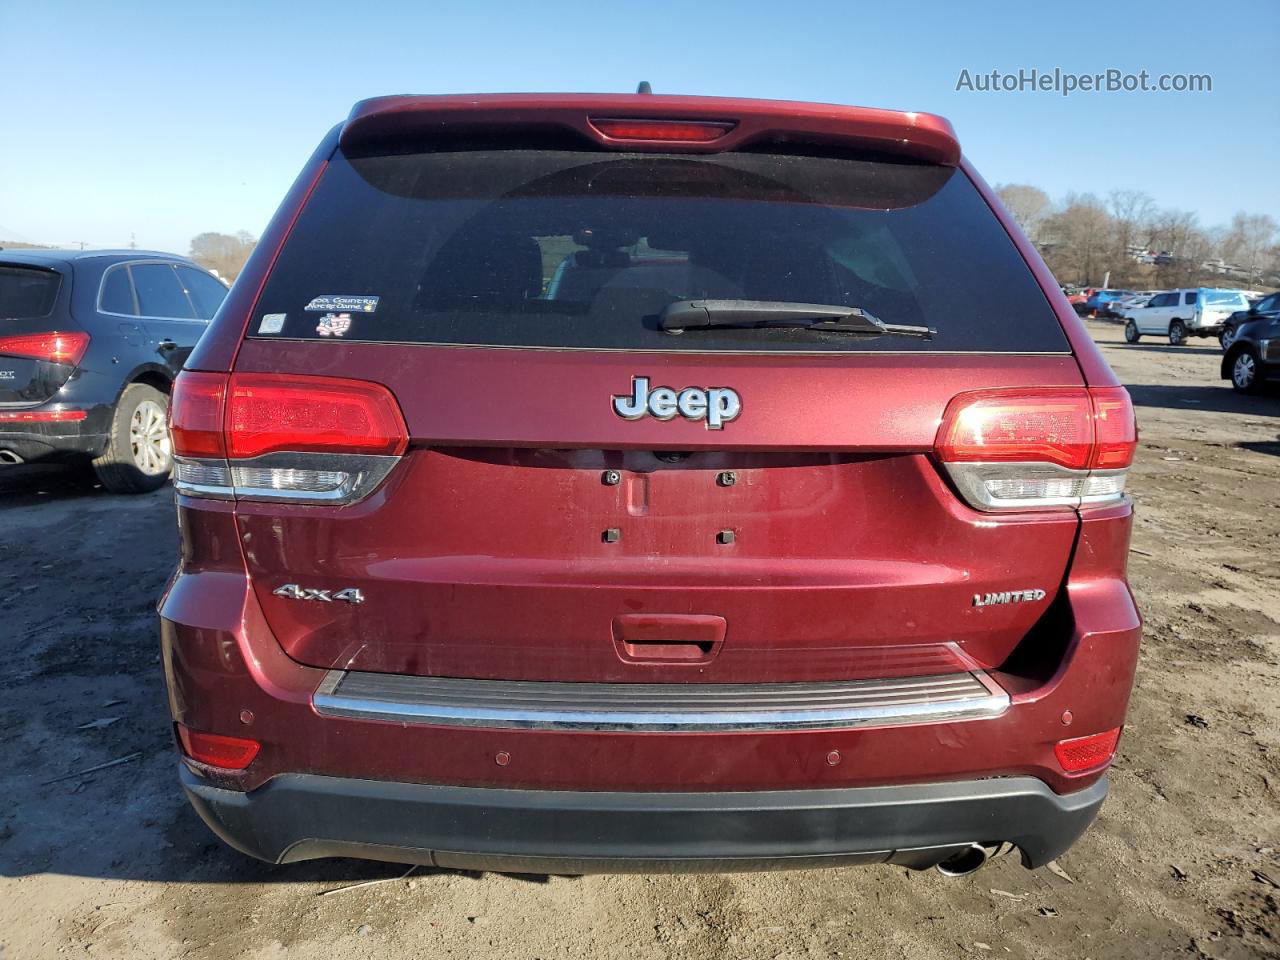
[254,149,1068,353]
[0,265,61,319]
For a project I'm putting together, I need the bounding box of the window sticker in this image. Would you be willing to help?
[258,313,287,334]
[304,295,379,313]
[316,312,353,337]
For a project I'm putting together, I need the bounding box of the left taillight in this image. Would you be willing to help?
[170,371,407,504]
[935,386,1137,511]
[0,331,90,366]
[169,372,227,458]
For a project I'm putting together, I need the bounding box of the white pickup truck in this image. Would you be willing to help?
[1123,288,1252,345]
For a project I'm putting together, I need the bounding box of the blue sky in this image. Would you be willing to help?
[1,0,1275,253]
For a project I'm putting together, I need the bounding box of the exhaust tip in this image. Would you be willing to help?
[0,450,24,465]
[935,843,989,878]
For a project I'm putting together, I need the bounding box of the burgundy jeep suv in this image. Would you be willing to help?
[160,93,1141,876]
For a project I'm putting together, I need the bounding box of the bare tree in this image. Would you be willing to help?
[1221,212,1278,285]
[1265,242,1280,285]
[189,231,257,281]
[982,177,1277,290]
[1041,193,1113,286]
[995,184,1051,243]
[1107,189,1155,285]
[1150,209,1207,287]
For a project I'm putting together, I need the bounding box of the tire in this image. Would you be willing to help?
[1124,320,1141,343]
[1220,326,1236,351]
[1169,320,1187,346]
[1230,349,1262,394]
[91,383,173,493]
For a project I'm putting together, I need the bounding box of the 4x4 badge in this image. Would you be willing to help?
[613,377,741,430]
[273,584,365,604]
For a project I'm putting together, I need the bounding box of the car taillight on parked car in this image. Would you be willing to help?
[0,331,91,366]
[935,386,1136,511]
[169,371,408,504]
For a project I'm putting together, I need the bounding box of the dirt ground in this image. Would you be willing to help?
[1,320,1277,960]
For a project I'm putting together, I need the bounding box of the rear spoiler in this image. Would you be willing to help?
[339,93,961,165]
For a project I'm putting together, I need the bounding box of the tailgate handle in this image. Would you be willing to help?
[612,614,726,664]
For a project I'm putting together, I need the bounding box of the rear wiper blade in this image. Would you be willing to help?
[659,300,935,340]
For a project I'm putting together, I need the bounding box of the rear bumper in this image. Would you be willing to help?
[161,502,1140,870]
[181,764,1107,872]
[0,412,108,462]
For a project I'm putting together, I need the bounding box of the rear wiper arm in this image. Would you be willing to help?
[659,300,935,340]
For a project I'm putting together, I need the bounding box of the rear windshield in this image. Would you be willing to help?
[254,148,1068,353]
[0,265,61,319]
[1204,290,1245,305]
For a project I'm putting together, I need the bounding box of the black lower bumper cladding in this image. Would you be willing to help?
[181,765,1107,874]
[0,425,106,463]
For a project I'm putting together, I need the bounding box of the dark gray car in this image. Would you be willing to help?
[0,249,227,491]
[1220,291,1280,351]
[1222,309,1280,393]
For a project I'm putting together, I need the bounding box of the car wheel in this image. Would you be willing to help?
[1169,320,1187,346]
[1220,327,1235,351]
[1124,320,1141,343]
[1230,349,1262,394]
[91,383,173,493]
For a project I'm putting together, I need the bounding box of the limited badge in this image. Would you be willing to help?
[316,312,353,337]
[304,295,379,313]
[258,313,287,334]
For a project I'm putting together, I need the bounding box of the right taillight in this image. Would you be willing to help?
[170,371,407,504]
[936,386,1136,511]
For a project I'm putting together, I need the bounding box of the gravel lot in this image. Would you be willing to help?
[2,321,1277,960]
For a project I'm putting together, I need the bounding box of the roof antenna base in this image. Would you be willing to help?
[635,81,653,95]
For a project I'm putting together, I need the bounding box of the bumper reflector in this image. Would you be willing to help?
[177,724,261,770]
[1054,727,1121,772]
[0,409,87,423]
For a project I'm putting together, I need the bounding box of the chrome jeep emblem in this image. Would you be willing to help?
[613,377,741,430]
[972,588,1046,608]
[273,584,365,604]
